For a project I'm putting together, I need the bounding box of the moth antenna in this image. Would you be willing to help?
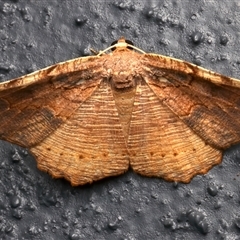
[90,48,101,55]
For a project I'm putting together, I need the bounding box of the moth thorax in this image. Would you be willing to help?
[111,71,136,90]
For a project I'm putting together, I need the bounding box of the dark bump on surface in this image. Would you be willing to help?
[191,31,204,44]
[207,182,219,196]
[0,64,12,74]
[75,17,88,27]
[12,150,22,163]
[187,209,211,234]
[214,200,222,209]
[220,34,229,46]
[10,195,21,208]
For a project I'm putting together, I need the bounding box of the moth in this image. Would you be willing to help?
[0,37,240,186]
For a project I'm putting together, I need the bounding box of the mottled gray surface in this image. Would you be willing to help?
[0,0,240,239]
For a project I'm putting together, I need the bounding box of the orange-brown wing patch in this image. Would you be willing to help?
[142,57,240,149]
[0,56,103,148]
[128,80,221,183]
[31,80,129,186]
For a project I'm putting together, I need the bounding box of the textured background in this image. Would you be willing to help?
[1,1,240,239]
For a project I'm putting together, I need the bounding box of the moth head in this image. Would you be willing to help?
[111,38,134,51]
[111,70,136,90]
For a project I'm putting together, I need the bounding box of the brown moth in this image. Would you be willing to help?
[0,37,240,186]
